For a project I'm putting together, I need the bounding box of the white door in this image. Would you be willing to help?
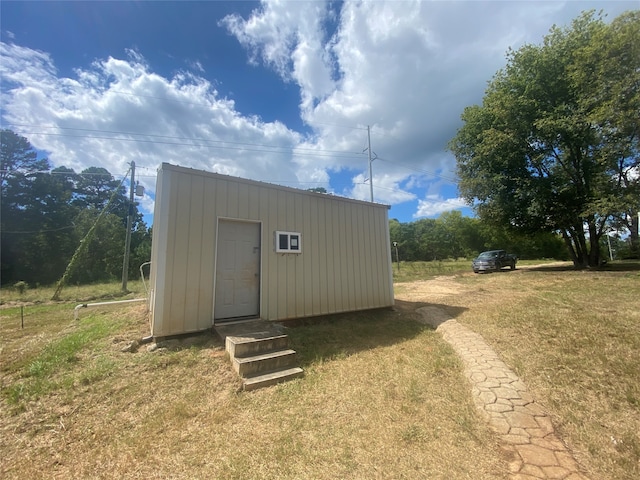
[214,220,261,321]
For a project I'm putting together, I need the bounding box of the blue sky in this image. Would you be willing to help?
[1,0,635,225]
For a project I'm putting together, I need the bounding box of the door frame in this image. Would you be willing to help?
[212,217,262,325]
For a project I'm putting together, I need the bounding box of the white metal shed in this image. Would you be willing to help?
[148,163,394,337]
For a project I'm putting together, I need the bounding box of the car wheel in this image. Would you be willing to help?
[510,262,515,270]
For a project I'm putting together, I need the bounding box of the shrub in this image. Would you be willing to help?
[14,281,28,295]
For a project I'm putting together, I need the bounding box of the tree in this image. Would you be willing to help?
[1,130,59,283]
[449,10,640,267]
[574,11,640,257]
[0,129,49,186]
[73,167,130,222]
[1,129,151,286]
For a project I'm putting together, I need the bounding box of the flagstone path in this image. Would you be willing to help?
[417,305,590,480]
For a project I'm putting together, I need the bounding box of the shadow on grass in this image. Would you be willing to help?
[281,300,469,368]
[524,259,640,273]
[150,299,470,367]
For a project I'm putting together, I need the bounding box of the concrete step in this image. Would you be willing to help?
[243,367,304,391]
[225,334,289,358]
[232,349,297,376]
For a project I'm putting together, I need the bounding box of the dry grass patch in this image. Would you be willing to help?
[410,263,640,480]
[392,259,470,283]
[0,280,147,306]
[1,298,508,479]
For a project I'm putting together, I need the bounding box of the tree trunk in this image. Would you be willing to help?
[586,219,601,267]
[630,210,639,258]
[588,234,601,267]
[562,230,580,266]
[563,226,598,268]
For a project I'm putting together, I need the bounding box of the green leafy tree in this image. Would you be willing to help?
[1,129,151,286]
[128,220,152,279]
[73,167,129,221]
[0,129,49,186]
[450,10,640,267]
[16,167,80,283]
[0,130,66,284]
[66,209,126,284]
[573,11,640,257]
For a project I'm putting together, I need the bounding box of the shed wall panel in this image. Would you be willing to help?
[301,194,313,316]
[168,173,192,334]
[294,194,305,316]
[200,180,217,325]
[149,167,168,334]
[184,175,203,326]
[150,163,393,337]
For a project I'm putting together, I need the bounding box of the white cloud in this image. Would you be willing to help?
[223,0,632,217]
[0,41,305,216]
[2,1,632,222]
[415,195,468,219]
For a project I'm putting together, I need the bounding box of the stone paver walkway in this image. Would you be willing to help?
[417,306,589,480]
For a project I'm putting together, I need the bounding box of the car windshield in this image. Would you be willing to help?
[478,251,499,259]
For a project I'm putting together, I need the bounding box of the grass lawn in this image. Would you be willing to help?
[1,262,638,479]
[451,262,640,480]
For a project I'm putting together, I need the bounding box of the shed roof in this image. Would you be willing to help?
[160,162,391,210]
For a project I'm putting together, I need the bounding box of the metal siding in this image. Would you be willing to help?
[354,204,367,307]
[284,194,295,318]
[342,199,356,311]
[324,199,336,311]
[150,167,168,336]
[379,207,394,305]
[287,194,298,318]
[248,184,260,220]
[275,190,287,319]
[267,187,280,320]
[371,205,383,305]
[302,194,313,316]
[292,193,304,317]
[152,164,394,335]
[362,208,377,308]
[168,173,192,334]
[357,205,368,307]
[201,178,217,326]
[259,187,272,318]
[371,207,384,306]
[185,175,207,330]
[215,179,228,215]
[312,196,327,315]
[337,200,349,312]
[227,180,239,218]
[161,169,181,335]
[238,182,250,219]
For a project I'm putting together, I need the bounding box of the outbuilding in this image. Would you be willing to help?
[148,163,394,338]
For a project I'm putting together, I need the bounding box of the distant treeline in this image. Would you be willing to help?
[389,212,570,262]
[1,129,151,287]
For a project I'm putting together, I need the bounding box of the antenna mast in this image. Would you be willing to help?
[367,125,373,202]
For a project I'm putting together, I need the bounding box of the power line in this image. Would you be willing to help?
[0,169,131,177]
[1,224,76,235]
[6,123,367,160]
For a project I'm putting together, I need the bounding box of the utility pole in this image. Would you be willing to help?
[367,125,373,202]
[121,161,135,291]
[393,241,400,272]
